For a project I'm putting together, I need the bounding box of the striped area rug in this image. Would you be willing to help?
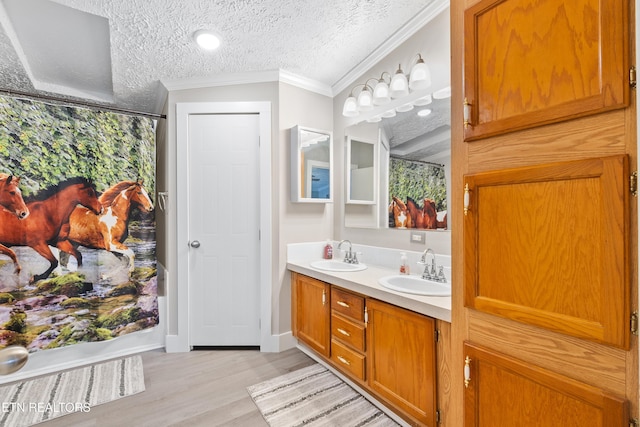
[0,355,145,427]
[247,363,399,427]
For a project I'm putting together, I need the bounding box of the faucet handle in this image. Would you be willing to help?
[437,266,446,282]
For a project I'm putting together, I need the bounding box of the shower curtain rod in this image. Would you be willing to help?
[0,88,166,120]
[390,155,444,168]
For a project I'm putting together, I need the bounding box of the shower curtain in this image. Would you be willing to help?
[0,95,158,352]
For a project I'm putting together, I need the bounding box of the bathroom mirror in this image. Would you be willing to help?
[344,95,451,229]
[346,131,378,205]
[290,125,333,203]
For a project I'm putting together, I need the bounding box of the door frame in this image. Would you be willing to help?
[173,101,272,352]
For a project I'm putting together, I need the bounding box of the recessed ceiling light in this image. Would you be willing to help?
[417,109,432,117]
[194,30,220,50]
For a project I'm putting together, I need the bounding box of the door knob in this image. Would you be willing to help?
[190,240,201,248]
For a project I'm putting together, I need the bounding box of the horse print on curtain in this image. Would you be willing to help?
[0,95,158,352]
[388,157,448,230]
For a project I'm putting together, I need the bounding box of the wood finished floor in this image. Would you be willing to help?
[39,347,315,427]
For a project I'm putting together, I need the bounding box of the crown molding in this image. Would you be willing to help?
[160,70,280,91]
[330,0,450,96]
[160,69,332,97]
[278,70,333,97]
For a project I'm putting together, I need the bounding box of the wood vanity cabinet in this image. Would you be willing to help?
[367,298,438,426]
[291,272,330,357]
[291,273,441,426]
[463,0,629,141]
[330,287,367,381]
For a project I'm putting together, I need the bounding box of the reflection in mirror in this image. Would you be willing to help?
[291,126,333,203]
[346,133,377,204]
[344,95,450,229]
[383,97,450,230]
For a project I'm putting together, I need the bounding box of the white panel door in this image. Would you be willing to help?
[188,113,260,346]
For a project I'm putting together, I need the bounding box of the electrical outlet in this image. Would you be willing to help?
[410,231,426,244]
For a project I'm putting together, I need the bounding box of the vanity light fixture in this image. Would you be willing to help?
[342,93,359,117]
[414,94,433,106]
[372,72,391,105]
[194,30,221,50]
[389,64,409,98]
[357,84,374,112]
[341,54,435,118]
[408,54,431,91]
[432,85,452,99]
[396,103,414,113]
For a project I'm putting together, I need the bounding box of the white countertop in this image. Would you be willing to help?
[287,259,451,323]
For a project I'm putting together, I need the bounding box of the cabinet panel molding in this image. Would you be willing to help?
[463,0,630,141]
[468,310,626,394]
[292,273,331,357]
[463,342,628,426]
[464,155,630,348]
[367,298,437,426]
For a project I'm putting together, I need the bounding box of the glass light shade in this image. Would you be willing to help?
[413,94,433,106]
[366,115,382,123]
[389,67,409,98]
[396,103,414,113]
[432,86,452,99]
[409,59,431,91]
[381,109,396,118]
[373,80,391,105]
[342,96,359,117]
[357,87,373,111]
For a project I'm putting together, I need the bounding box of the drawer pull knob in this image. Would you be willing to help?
[337,328,351,337]
[337,356,351,366]
[337,301,350,308]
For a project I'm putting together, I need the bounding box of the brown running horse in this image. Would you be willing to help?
[406,197,425,229]
[0,174,29,219]
[58,180,154,272]
[390,196,412,228]
[422,198,438,229]
[0,177,102,283]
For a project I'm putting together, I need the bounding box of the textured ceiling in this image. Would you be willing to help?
[0,0,440,115]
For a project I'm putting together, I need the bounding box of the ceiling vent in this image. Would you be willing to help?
[0,0,114,102]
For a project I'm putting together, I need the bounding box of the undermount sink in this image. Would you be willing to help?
[378,275,451,296]
[309,260,367,272]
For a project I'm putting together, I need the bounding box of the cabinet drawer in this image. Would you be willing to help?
[331,287,364,321]
[331,313,365,352]
[331,339,365,381]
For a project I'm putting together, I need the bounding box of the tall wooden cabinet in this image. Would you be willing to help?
[452,0,637,424]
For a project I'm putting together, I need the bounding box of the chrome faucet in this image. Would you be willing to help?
[338,239,357,264]
[420,249,447,282]
[421,248,436,280]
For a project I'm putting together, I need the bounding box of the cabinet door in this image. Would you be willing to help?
[291,273,330,357]
[463,0,629,141]
[464,155,630,348]
[367,299,437,426]
[463,342,628,426]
